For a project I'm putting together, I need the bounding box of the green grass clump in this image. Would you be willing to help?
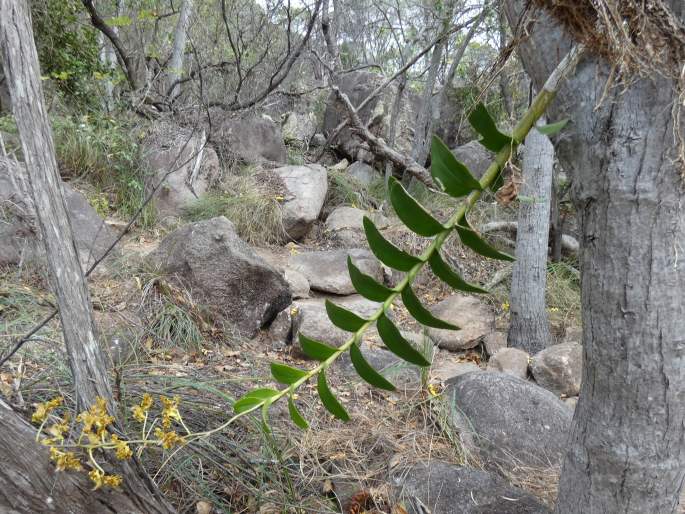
[325,168,386,210]
[149,302,204,352]
[183,173,286,246]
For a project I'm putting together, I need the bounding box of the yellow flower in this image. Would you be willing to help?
[46,413,71,441]
[131,393,153,423]
[111,434,133,460]
[428,383,441,397]
[76,397,114,438]
[89,470,122,489]
[160,396,181,428]
[501,302,510,312]
[32,396,63,424]
[49,447,82,472]
[154,428,185,449]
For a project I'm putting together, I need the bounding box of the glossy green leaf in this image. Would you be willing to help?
[428,252,489,294]
[389,177,445,237]
[349,343,396,391]
[325,300,368,332]
[456,214,515,261]
[377,313,431,366]
[270,363,308,385]
[288,396,309,429]
[347,256,394,302]
[299,334,338,361]
[363,216,421,272]
[401,286,460,330]
[537,119,569,136]
[233,388,278,414]
[468,103,514,152]
[430,136,482,197]
[317,371,350,421]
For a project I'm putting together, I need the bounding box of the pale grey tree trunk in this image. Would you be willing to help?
[0,3,173,511]
[507,127,553,354]
[504,2,685,513]
[168,0,193,100]
[99,32,116,109]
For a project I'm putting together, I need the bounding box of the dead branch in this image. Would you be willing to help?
[333,86,435,188]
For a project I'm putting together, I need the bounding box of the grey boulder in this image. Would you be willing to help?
[273,164,328,239]
[487,347,530,380]
[451,141,494,179]
[391,461,550,514]
[146,216,291,337]
[530,342,583,396]
[324,206,388,248]
[289,248,382,295]
[446,371,572,470]
[214,114,287,164]
[0,157,117,270]
[427,294,493,351]
[346,161,376,185]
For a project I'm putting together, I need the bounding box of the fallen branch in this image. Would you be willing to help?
[333,86,435,188]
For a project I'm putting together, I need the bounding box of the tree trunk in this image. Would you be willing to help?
[0,3,174,512]
[168,0,193,100]
[504,2,685,513]
[549,171,563,263]
[507,127,553,354]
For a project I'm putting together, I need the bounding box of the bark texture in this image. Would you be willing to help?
[168,0,193,99]
[507,128,553,354]
[504,1,685,513]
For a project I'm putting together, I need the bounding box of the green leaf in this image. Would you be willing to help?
[468,103,514,152]
[389,177,445,237]
[233,388,278,414]
[317,371,350,421]
[537,119,569,136]
[430,136,482,197]
[401,286,460,330]
[270,363,308,385]
[288,396,309,429]
[347,256,394,302]
[325,300,368,332]
[299,334,338,361]
[428,252,489,294]
[349,343,396,391]
[363,217,421,272]
[456,214,515,261]
[377,313,431,366]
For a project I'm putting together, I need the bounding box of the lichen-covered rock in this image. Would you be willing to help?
[391,461,550,514]
[273,164,328,239]
[446,371,572,471]
[427,294,493,351]
[214,114,288,163]
[146,217,291,337]
[530,342,583,396]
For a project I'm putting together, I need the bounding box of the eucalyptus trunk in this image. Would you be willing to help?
[507,127,553,354]
[168,0,193,99]
[504,2,685,513]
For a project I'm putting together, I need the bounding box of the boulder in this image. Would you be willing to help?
[324,206,388,248]
[446,371,572,470]
[292,295,383,349]
[432,358,481,382]
[214,114,287,164]
[451,141,494,179]
[268,308,293,350]
[281,112,317,143]
[530,342,583,396]
[487,348,530,380]
[146,217,291,337]
[427,295,493,351]
[310,133,327,147]
[323,71,417,161]
[272,164,328,239]
[483,332,507,356]
[0,157,117,270]
[289,248,383,295]
[141,124,220,222]
[346,161,376,185]
[283,268,310,299]
[391,461,550,514]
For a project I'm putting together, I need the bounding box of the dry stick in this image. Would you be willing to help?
[0,129,206,368]
[333,87,436,188]
[314,25,463,162]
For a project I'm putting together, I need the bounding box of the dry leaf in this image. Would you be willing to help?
[195,500,212,514]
